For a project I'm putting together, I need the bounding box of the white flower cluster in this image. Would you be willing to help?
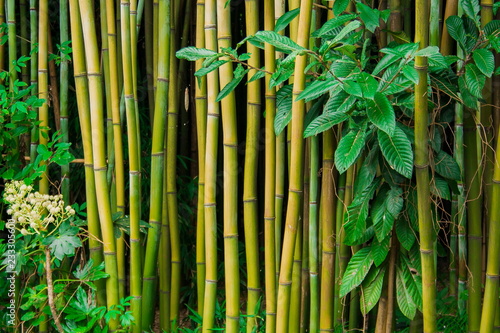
[3,180,76,235]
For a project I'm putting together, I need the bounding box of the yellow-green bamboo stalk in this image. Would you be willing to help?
[68,0,106,305]
[167,26,180,332]
[289,213,303,333]
[308,134,319,333]
[153,0,159,93]
[202,0,220,328]
[77,1,120,328]
[38,0,48,194]
[59,0,70,206]
[216,0,240,330]
[439,0,458,56]
[276,1,313,331]
[319,128,336,331]
[300,141,310,333]
[194,0,207,315]
[414,0,436,331]
[264,0,277,330]
[0,0,4,74]
[7,0,17,82]
[119,0,144,329]
[29,0,37,175]
[144,0,155,117]
[243,0,261,329]
[429,0,440,47]
[19,0,28,83]
[334,171,346,327]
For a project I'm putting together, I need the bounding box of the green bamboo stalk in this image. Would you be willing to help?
[334,171,346,327]
[144,0,155,117]
[264,0,277,329]
[289,214,303,333]
[19,0,28,83]
[38,0,48,194]
[29,0,38,176]
[0,0,4,74]
[414,1,437,330]
[384,238,397,332]
[389,0,401,39]
[194,0,207,315]
[308,135,319,333]
[243,0,262,328]
[121,0,151,331]
[319,128,336,331]
[201,0,220,327]
[300,141,310,333]
[276,2,313,331]
[7,0,17,81]
[216,0,240,330]
[429,0,440,47]
[76,1,120,328]
[167,25,180,332]
[68,1,106,306]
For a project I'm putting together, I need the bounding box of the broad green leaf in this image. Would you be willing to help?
[380,43,419,58]
[340,247,374,297]
[357,72,378,99]
[353,144,378,196]
[472,49,494,77]
[274,8,300,32]
[331,58,358,78]
[402,64,419,84]
[378,126,413,178]
[216,68,249,102]
[484,20,500,37]
[386,30,412,44]
[342,79,363,98]
[367,93,395,135]
[331,20,362,44]
[313,14,358,38]
[434,150,461,181]
[357,2,380,33]
[431,175,451,200]
[304,111,349,137]
[460,0,480,26]
[373,186,403,242]
[361,266,386,315]
[372,53,400,76]
[254,30,305,53]
[37,144,52,160]
[274,85,293,135]
[335,127,367,174]
[395,216,416,251]
[414,45,440,57]
[45,234,82,261]
[401,254,423,310]
[427,52,449,68]
[463,16,479,52]
[333,0,350,16]
[324,90,357,114]
[304,95,328,130]
[194,60,227,77]
[296,79,340,102]
[396,265,417,319]
[446,16,467,52]
[176,47,217,61]
[270,64,294,88]
[464,63,485,99]
[248,68,266,83]
[458,76,478,109]
[371,236,390,267]
[344,178,382,245]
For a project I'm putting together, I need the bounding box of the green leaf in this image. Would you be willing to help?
[340,247,374,297]
[367,93,395,135]
[254,30,305,53]
[431,175,451,200]
[333,0,350,16]
[274,85,293,135]
[342,79,364,98]
[378,126,413,178]
[372,186,403,242]
[313,14,358,38]
[194,60,227,77]
[472,49,494,77]
[216,67,248,102]
[361,266,386,315]
[396,265,418,319]
[372,53,400,76]
[357,72,378,99]
[331,20,362,44]
[248,68,266,83]
[414,45,440,57]
[303,111,349,137]
[331,58,358,78]
[464,63,485,99]
[434,150,461,181]
[484,20,500,37]
[402,64,419,84]
[396,216,416,251]
[37,144,52,160]
[357,2,380,33]
[324,90,357,114]
[176,47,217,61]
[274,8,300,32]
[460,0,480,26]
[458,75,478,109]
[371,236,390,267]
[296,79,340,102]
[446,16,466,52]
[43,221,82,260]
[335,127,367,174]
[354,144,378,196]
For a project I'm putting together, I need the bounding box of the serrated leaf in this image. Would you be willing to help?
[402,65,419,84]
[396,216,416,251]
[303,111,349,137]
[434,150,461,181]
[335,127,367,174]
[431,175,451,200]
[484,20,500,37]
[357,72,378,99]
[331,58,358,78]
[176,47,217,61]
[296,79,340,102]
[378,126,413,178]
[274,85,293,135]
[373,53,400,76]
[331,20,362,44]
[313,14,358,38]
[254,30,305,53]
[446,16,467,52]
[361,266,386,315]
[274,8,300,32]
[373,186,403,242]
[367,93,395,135]
[340,247,374,297]
[396,265,417,319]
[460,0,480,26]
[472,49,494,77]
[194,60,227,77]
[371,236,390,267]
[357,2,380,33]
[333,0,350,16]
[354,144,378,195]
[324,90,357,114]
[458,75,478,109]
[342,79,363,98]
[216,68,248,102]
[464,63,485,99]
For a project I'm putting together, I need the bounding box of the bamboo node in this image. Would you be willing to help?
[248,287,262,292]
[149,220,161,226]
[243,198,258,203]
[158,77,169,83]
[208,112,220,118]
[227,315,240,321]
[413,64,428,70]
[420,249,433,254]
[485,273,500,279]
[143,277,156,281]
[264,217,276,221]
[492,179,500,184]
[204,203,217,207]
[414,163,429,169]
[279,281,292,286]
[94,167,107,172]
[206,279,218,284]
[151,152,164,157]
[223,143,238,148]
[289,188,303,194]
[103,251,117,255]
[130,238,141,243]
[224,234,239,239]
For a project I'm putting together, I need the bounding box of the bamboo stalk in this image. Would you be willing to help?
[76,1,120,328]
[29,0,38,179]
[439,0,457,56]
[414,0,437,330]
[19,0,28,83]
[308,135,319,333]
[334,171,346,327]
[276,1,313,330]
[7,0,17,81]
[0,0,4,74]
[37,0,48,194]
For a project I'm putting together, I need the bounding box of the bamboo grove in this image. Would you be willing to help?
[2,0,500,332]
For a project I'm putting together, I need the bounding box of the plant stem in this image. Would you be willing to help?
[44,247,64,333]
